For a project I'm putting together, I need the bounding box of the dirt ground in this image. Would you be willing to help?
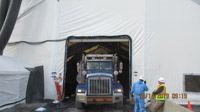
[182,105,200,112]
[0,103,47,112]
[0,97,134,112]
[2,97,199,112]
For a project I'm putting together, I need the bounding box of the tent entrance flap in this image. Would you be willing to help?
[63,35,132,99]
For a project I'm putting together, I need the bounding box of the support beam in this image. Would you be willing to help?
[67,43,98,57]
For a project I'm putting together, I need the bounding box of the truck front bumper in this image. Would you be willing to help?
[76,93,123,104]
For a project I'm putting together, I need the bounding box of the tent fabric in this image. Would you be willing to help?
[0,56,30,108]
[0,56,30,74]
[145,0,200,104]
[3,0,200,105]
[5,42,65,99]
[5,0,144,100]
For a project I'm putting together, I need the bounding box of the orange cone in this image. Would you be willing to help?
[187,100,193,111]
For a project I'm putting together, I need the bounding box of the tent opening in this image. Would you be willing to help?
[63,35,132,99]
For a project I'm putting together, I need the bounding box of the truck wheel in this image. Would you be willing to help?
[116,101,123,109]
[76,101,84,109]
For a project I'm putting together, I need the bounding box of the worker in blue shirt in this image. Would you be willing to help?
[130,76,149,112]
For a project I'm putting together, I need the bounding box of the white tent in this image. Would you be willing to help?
[0,56,30,109]
[3,0,200,105]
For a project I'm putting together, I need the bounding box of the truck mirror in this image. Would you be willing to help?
[119,62,123,70]
[77,62,80,72]
[119,62,123,73]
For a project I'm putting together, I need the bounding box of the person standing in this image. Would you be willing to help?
[131,76,149,112]
[152,77,166,112]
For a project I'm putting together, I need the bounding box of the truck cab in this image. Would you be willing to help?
[76,54,123,109]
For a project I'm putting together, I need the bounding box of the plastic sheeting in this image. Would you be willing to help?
[26,66,44,103]
[3,0,200,105]
[0,56,30,109]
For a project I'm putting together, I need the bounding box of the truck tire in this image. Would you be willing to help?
[76,101,84,109]
[116,101,123,109]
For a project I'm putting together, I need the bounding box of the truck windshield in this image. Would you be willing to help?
[86,61,113,70]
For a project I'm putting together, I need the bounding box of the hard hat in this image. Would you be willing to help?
[139,76,145,81]
[158,77,165,83]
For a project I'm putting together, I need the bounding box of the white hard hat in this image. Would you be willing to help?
[158,77,165,83]
[139,76,145,80]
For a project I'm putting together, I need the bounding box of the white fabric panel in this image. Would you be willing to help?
[59,0,145,83]
[18,0,44,18]
[51,41,66,77]
[9,0,58,42]
[3,0,199,105]
[4,41,66,99]
[145,0,200,104]
[0,56,30,74]
[5,0,63,99]
[5,0,145,99]
[0,74,29,108]
[59,0,144,38]
[0,56,30,108]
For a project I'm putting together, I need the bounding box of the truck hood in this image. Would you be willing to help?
[86,70,112,74]
[86,70,113,78]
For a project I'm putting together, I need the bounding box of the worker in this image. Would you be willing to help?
[130,76,149,112]
[152,77,166,112]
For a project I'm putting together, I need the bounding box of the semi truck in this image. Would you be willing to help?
[75,54,123,109]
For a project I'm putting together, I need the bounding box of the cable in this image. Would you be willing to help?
[7,38,67,45]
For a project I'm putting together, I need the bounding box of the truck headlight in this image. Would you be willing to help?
[114,89,122,93]
[77,89,85,93]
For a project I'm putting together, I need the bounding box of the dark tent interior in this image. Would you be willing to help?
[64,36,131,100]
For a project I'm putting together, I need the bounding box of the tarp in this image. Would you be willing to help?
[0,56,30,109]
[145,0,200,104]
[3,0,200,105]
[4,0,144,100]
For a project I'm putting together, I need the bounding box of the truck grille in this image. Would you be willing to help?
[88,77,111,95]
